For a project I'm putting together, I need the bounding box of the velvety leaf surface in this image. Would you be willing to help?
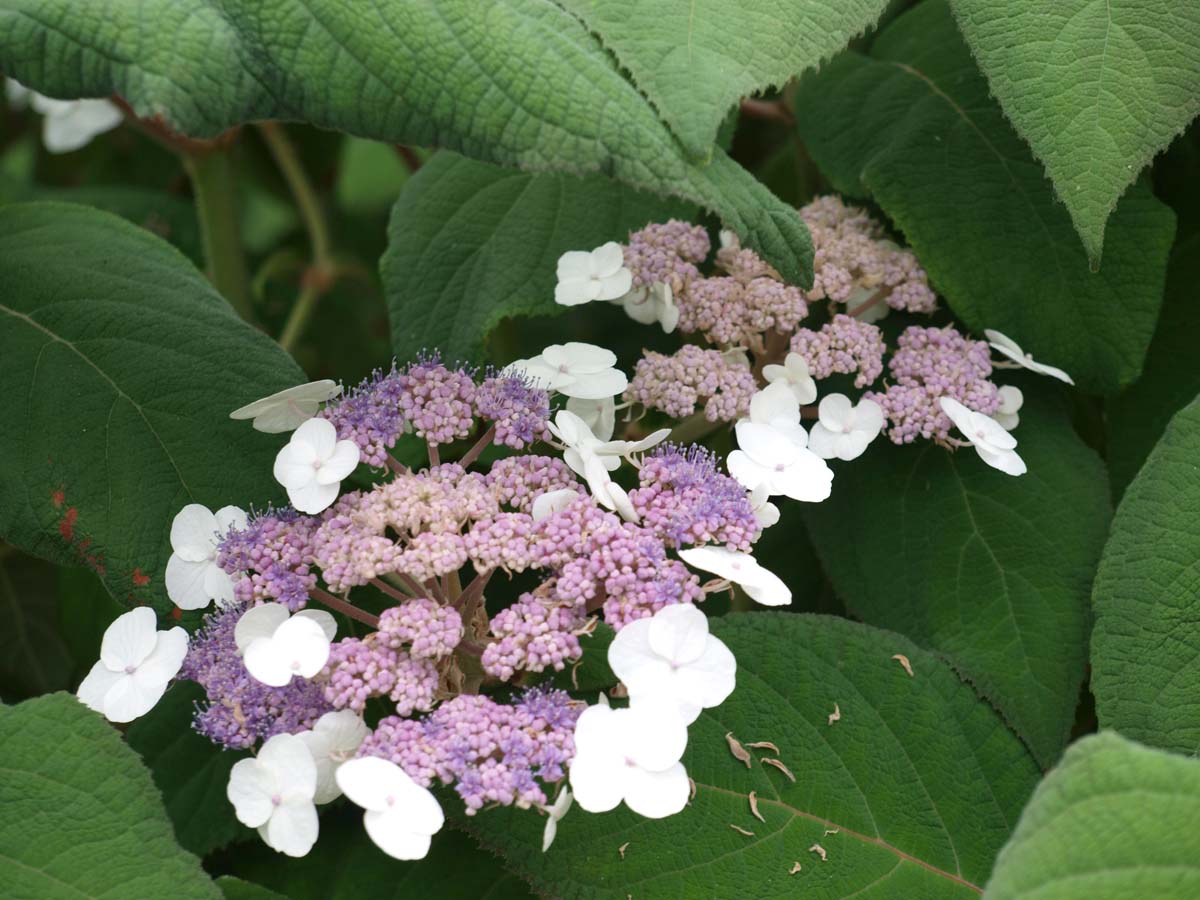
[1091,392,1200,755]
[216,878,287,900]
[558,0,890,155]
[0,202,305,609]
[802,392,1110,767]
[125,681,251,857]
[1106,234,1200,498]
[950,0,1200,264]
[0,692,220,899]
[984,732,1200,899]
[382,152,694,362]
[468,613,1039,899]
[793,0,1176,394]
[0,0,813,284]
[222,808,534,899]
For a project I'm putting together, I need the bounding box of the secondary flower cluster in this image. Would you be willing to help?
[556,196,1074,478]
[76,339,794,863]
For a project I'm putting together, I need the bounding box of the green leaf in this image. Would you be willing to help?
[984,732,1200,899]
[1091,392,1200,754]
[221,808,534,899]
[125,682,251,857]
[216,877,287,900]
[802,391,1110,767]
[382,152,694,363]
[468,613,1039,898]
[793,0,1176,394]
[0,692,220,899]
[0,202,305,609]
[0,0,813,285]
[1106,234,1200,498]
[0,551,72,700]
[557,0,891,156]
[950,0,1200,265]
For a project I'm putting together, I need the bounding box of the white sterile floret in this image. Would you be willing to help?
[532,488,582,522]
[336,756,445,860]
[298,710,371,804]
[566,395,616,441]
[748,483,780,529]
[235,602,337,687]
[939,397,1027,476]
[761,352,818,405]
[230,379,341,433]
[507,343,628,400]
[678,546,792,607]
[608,603,736,724]
[541,787,573,853]
[994,385,1023,431]
[6,79,123,154]
[583,456,640,523]
[619,283,680,333]
[227,733,320,857]
[807,393,884,462]
[555,243,633,307]
[727,421,833,503]
[77,607,188,723]
[985,329,1074,385]
[165,503,247,610]
[273,417,361,514]
[548,410,669,479]
[568,699,690,819]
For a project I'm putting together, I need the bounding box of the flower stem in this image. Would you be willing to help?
[309,587,380,629]
[457,425,496,469]
[258,122,337,352]
[668,410,725,445]
[183,147,254,321]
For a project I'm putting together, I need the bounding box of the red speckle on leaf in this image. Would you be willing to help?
[50,488,65,509]
[171,607,183,621]
[59,507,78,542]
[132,567,151,587]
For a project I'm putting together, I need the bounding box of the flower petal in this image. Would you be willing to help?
[287,479,340,515]
[234,603,290,652]
[100,607,158,670]
[257,733,319,797]
[608,618,671,695]
[203,564,237,609]
[227,758,275,828]
[101,672,163,723]
[568,751,626,813]
[364,811,433,860]
[135,627,188,686]
[647,603,709,665]
[624,701,688,771]
[622,762,689,819]
[165,554,213,611]
[315,440,361,484]
[556,251,593,281]
[294,609,338,643]
[170,504,219,559]
[558,368,628,401]
[262,797,319,857]
[674,637,737,709]
[750,382,800,426]
[76,660,122,714]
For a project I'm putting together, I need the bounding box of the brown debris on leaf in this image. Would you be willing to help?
[725,732,753,768]
[618,841,629,860]
[761,757,796,782]
[827,702,841,725]
[688,777,697,801]
[789,862,803,875]
[746,740,781,754]
[748,791,765,823]
[892,653,914,676]
[729,824,755,837]
[809,843,828,861]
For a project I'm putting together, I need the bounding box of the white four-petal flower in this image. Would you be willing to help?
[807,393,884,462]
[568,699,690,819]
[985,329,1074,385]
[554,243,633,307]
[273,417,361,514]
[939,397,1027,476]
[165,503,247,611]
[298,710,371,804]
[541,787,573,853]
[618,283,680,333]
[994,385,1023,431]
[235,602,337,687]
[761,352,818,405]
[336,756,445,860]
[678,546,792,607]
[566,395,617,442]
[608,604,736,724]
[77,607,188,723]
[726,421,833,503]
[531,488,582,522]
[227,733,320,858]
[6,79,123,154]
[508,343,629,400]
[230,380,342,433]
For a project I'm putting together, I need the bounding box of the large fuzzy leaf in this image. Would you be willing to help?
[1091,392,1200,754]
[0,202,304,609]
[0,0,812,284]
[468,613,1039,898]
[984,732,1200,898]
[558,0,891,155]
[802,392,1110,767]
[950,0,1200,264]
[793,0,1176,393]
[382,152,694,363]
[0,693,220,899]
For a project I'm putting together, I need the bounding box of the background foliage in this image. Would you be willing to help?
[3,0,1200,897]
